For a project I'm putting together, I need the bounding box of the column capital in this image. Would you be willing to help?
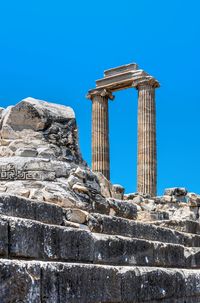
[133,76,160,90]
[86,88,115,101]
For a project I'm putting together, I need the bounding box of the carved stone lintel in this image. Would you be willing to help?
[86,88,115,101]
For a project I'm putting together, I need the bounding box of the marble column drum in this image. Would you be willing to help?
[89,90,114,180]
[137,83,157,196]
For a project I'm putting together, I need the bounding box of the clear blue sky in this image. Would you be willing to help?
[0,0,199,195]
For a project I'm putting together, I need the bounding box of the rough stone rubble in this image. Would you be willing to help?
[0,97,135,218]
[0,98,200,302]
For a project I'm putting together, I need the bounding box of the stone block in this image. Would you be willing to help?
[41,263,121,303]
[34,200,63,225]
[74,167,86,179]
[9,218,44,259]
[161,195,172,203]
[87,214,188,246]
[112,184,125,200]
[140,199,156,211]
[152,219,200,234]
[15,147,38,157]
[171,205,198,221]
[0,194,63,225]
[40,262,59,303]
[95,172,112,198]
[93,234,185,267]
[59,228,94,262]
[67,175,80,187]
[2,214,189,268]
[164,187,188,197]
[0,260,40,303]
[65,208,88,224]
[0,194,35,219]
[1,260,200,302]
[188,192,200,206]
[8,217,94,262]
[124,193,139,200]
[137,210,169,221]
[107,198,137,219]
[120,266,200,302]
[0,219,8,257]
[92,196,110,215]
[132,195,144,203]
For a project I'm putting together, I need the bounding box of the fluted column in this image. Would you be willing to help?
[137,83,157,196]
[87,89,114,180]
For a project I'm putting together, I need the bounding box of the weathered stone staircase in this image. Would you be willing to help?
[1,194,200,302]
[1,99,200,302]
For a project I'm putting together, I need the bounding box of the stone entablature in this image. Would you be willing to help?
[95,63,159,91]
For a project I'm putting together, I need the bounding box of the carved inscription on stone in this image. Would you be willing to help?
[0,164,40,181]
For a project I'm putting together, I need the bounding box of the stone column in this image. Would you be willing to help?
[87,89,114,180]
[137,83,157,196]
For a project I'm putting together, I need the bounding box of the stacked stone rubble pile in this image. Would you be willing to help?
[1,98,200,302]
[124,187,200,222]
[0,98,136,218]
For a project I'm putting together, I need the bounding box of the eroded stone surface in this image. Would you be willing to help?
[124,188,200,223]
[0,260,40,303]
[0,98,135,219]
[1,260,200,303]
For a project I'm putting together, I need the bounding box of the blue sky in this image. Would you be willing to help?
[0,0,199,195]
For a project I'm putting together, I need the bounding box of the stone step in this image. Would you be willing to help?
[1,193,200,249]
[1,259,200,303]
[137,209,170,221]
[150,219,200,234]
[1,214,200,268]
[0,193,64,225]
[0,194,138,225]
[87,213,200,247]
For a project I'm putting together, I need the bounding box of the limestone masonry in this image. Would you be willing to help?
[0,72,200,302]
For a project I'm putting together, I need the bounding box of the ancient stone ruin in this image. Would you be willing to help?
[0,66,200,302]
[87,63,159,196]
